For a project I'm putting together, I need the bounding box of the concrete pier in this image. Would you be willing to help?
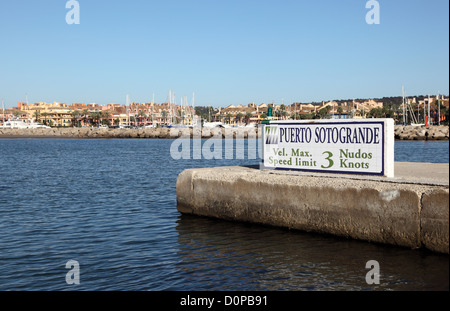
[177,162,449,254]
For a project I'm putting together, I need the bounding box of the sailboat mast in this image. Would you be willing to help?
[2,99,4,125]
[402,86,406,125]
[173,93,176,125]
[169,90,173,125]
[405,89,408,125]
[352,98,355,119]
[417,97,420,123]
[152,93,155,125]
[424,97,426,124]
[135,101,138,127]
[192,93,195,125]
[184,95,186,125]
[438,93,441,126]
[26,94,30,123]
[126,94,130,126]
[181,96,184,125]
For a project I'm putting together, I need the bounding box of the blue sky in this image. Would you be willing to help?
[0,0,448,108]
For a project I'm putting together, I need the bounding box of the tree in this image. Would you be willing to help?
[12,110,21,118]
[318,107,331,119]
[382,105,392,118]
[89,112,103,126]
[71,110,81,127]
[102,111,112,126]
[82,109,90,126]
[138,111,147,125]
[300,113,314,120]
[129,116,136,126]
[246,112,253,124]
[161,111,168,125]
[42,112,49,125]
[226,113,232,125]
[236,113,244,124]
[33,110,41,122]
[337,106,344,119]
[290,112,300,120]
[367,107,385,118]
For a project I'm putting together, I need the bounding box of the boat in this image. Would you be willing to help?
[203,122,229,128]
[1,97,51,129]
[28,120,51,129]
[1,118,28,129]
[0,116,51,129]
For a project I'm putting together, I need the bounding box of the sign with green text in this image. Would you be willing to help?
[262,119,395,177]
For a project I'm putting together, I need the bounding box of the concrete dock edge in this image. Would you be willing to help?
[421,189,449,254]
[176,163,449,254]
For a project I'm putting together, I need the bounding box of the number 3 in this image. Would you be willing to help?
[321,152,334,169]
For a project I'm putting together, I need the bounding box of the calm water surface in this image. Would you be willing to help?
[0,139,448,291]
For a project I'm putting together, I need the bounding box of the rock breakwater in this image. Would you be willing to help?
[0,127,260,139]
[394,125,449,140]
[0,125,448,140]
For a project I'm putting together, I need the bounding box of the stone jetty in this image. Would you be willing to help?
[177,163,449,254]
[0,127,260,139]
[0,127,258,139]
[394,125,449,140]
[0,125,448,140]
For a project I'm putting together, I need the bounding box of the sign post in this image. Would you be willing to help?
[262,119,395,177]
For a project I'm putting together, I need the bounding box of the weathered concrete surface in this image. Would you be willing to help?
[394,162,449,186]
[177,162,449,254]
[421,189,449,254]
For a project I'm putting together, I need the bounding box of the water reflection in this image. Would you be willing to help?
[175,215,449,291]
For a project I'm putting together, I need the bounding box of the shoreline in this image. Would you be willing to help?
[0,125,448,140]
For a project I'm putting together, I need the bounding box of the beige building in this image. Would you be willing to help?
[23,102,73,127]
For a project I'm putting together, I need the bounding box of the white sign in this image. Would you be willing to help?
[262,119,394,177]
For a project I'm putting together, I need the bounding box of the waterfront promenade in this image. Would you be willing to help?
[177,162,449,254]
[0,125,449,140]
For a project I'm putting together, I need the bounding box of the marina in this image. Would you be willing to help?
[0,138,448,291]
[0,0,448,296]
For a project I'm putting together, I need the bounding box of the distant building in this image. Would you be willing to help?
[25,102,72,127]
[214,103,289,125]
